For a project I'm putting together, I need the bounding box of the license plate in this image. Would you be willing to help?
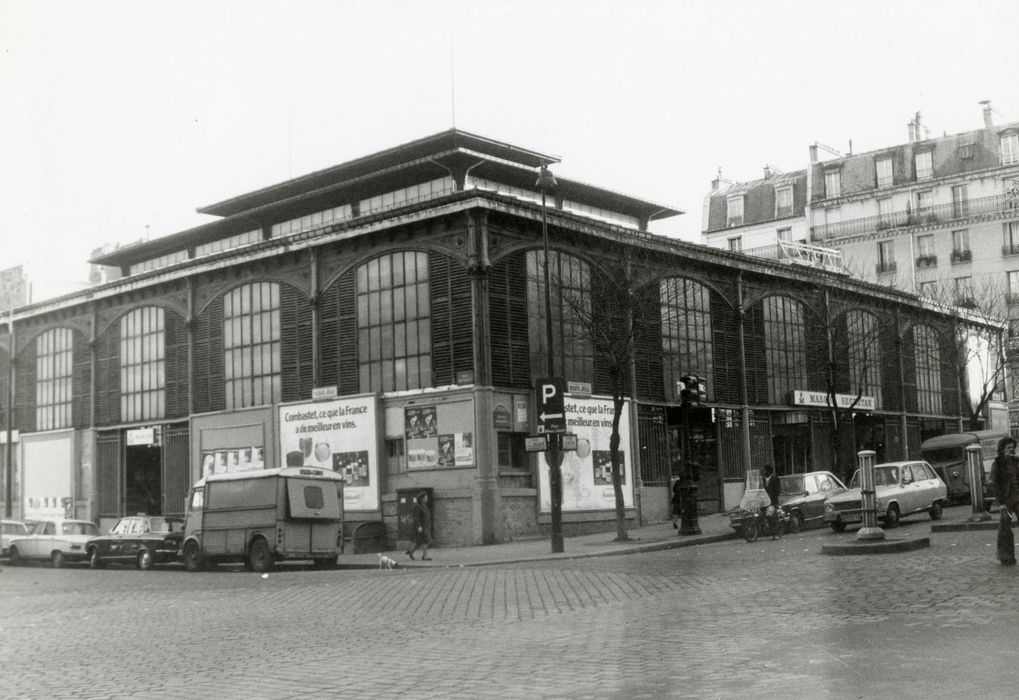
[841,513,862,523]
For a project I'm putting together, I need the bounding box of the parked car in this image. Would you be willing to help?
[824,461,947,532]
[85,515,184,570]
[7,519,100,567]
[778,471,847,530]
[2,519,29,556]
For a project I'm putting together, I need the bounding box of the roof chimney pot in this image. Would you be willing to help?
[980,100,993,128]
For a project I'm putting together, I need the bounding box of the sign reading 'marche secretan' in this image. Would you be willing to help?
[278,395,380,511]
[791,390,875,411]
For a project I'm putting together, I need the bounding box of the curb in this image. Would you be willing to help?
[931,521,997,532]
[821,536,930,556]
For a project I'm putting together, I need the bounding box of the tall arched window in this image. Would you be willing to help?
[763,296,807,403]
[913,324,942,414]
[846,310,883,408]
[357,251,431,392]
[120,307,165,421]
[224,282,281,409]
[660,278,713,401]
[526,250,593,383]
[36,328,73,430]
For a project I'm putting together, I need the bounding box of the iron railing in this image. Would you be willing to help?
[813,192,1019,241]
[738,239,845,273]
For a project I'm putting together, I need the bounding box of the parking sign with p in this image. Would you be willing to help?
[536,377,566,433]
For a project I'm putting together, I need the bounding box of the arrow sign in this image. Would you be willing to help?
[536,377,566,433]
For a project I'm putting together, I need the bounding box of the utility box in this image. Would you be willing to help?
[397,487,434,542]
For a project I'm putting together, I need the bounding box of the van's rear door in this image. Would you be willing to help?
[286,478,340,519]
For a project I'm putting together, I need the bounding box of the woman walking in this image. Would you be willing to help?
[405,491,433,561]
[990,436,1019,566]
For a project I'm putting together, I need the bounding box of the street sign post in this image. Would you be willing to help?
[536,377,566,434]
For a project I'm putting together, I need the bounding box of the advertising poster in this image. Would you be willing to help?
[405,406,438,439]
[454,432,473,466]
[279,395,380,511]
[538,396,634,513]
[437,434,455,467]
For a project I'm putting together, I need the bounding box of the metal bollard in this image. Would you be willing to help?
[966,443,992,522]
[856,450,886,541]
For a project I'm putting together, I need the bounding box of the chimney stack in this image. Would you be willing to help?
[980,100,993,127]
[809,144,818,163]
[763,164,772,179]
[907,117,916,143]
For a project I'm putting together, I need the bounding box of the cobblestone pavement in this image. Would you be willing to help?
[1,523,1016,699]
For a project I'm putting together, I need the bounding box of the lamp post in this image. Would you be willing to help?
[4,308,13,518]
[537,165,564,553]
[678,375,702,535]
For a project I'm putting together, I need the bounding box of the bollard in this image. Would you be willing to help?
[856,450,886,541]
[966,443,992,522]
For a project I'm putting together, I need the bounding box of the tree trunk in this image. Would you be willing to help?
[609,372,629,541]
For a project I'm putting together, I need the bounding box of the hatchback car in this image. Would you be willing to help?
[86,515,184,570]
[778,471,847,530]
[2,519,29,556]
[824,461,947,532]
[7,519,101,567]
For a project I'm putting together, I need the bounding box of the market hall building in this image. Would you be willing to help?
[0,129,998,545]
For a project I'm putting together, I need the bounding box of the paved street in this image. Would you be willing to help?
[1,516,1017,699]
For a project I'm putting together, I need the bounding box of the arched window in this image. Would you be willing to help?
[660,278,713,401]
[846,310,883,408]
[36,328,73,430]
[526,251,593,383]
[357,251,431,392]
[763,296,807,403]
[120,307,165,421]
[224,282,281,409]
[913,324,942,414]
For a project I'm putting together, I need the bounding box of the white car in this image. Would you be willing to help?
[2,519,29,556]
[7,519,100,567]
[824,461,948,532]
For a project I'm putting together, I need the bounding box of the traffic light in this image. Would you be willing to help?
[679,374,706,404]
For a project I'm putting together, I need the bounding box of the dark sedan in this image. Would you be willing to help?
[779,471,847,530]
[86,516,184,570]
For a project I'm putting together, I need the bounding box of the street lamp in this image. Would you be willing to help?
[537,165,564,553]
[678,375,703,535]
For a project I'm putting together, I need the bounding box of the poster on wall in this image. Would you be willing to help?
[405,406,438,439]
[454,433,473,466]
[279,395,380,511]
[537,396,634,513]
[201,446,265,477]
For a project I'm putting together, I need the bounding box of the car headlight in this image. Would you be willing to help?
[824,502,834,513]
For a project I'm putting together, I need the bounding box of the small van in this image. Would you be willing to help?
[919,429,1008,504]
[180,466,345,572]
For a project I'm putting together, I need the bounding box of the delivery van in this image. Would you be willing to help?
[919,430,1008,504]
[180,466,345,572]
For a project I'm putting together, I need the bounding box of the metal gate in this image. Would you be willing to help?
[95,430,123,519]
[161,423,189,519]
[637,405,670,487]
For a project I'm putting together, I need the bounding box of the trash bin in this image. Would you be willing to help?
[397,488,434,543]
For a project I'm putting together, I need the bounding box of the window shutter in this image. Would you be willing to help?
[15,339,36,433]
[939,327,960,417]
[742,302,769,405]
[711,293,742,405]
[450,259,473,382]
[880,327,901,412]
[193,296,224,413]
[95,430,122,518]
[900,326,917,413]
[488,253,530,388]
[280,284,313,402]
[0,348,8,431]
[319,282,339,389]
[72,329,92,428]
[633,284,664,402]
[164,310,189,418]
[94,323,120,426]
[591,274,624,396]
[335,272,358,395]
[429,253,453,386]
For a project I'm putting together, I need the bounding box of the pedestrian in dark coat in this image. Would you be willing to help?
[990,436,1019,565]
[763,465,782,539]
[671,478,683,530]
[405,491,433,561]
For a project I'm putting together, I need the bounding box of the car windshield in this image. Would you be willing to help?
[849,466,900,488]
[147,517,180,533]
[779,476,804,495]
[2,523,27,535]
[61,522,99,536]
[111,519,134,535]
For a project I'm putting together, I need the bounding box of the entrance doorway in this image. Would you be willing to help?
[772,426,809,474]
[125,444,161,515]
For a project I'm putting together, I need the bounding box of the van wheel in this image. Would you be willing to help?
[137,549,154,571]
[182,541,205,572]
[929,501,944,520]
[247,538,273,573]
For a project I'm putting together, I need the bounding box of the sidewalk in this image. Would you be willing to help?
[339,513,738,569]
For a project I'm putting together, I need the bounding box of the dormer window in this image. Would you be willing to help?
[914,150,933,180]
[775,187,793,218]
[824,169,841,198]
[726,195,744,227]
[1001,133,1019,165]
[876,158,893,188]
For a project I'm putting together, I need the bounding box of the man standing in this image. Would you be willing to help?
[991,436,1019,566]
[763,464,782,540]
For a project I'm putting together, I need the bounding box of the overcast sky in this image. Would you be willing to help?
[2,0,1017,300]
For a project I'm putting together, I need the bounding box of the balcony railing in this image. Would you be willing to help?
[738,240,846,273]
[813,192,1019,241]
[876,261,897,274]
[950,249,972,264]
[1003,243,1019,257]
[915,254,938,269]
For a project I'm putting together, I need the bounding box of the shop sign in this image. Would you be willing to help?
[126,427,156,446]
[791,390,875,411]
[567,381,592,396]
[493,405,512,430]
[312,385,338,400]
[525,435,548,452]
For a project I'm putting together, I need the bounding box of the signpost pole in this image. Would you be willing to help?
[4,308,13,518]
